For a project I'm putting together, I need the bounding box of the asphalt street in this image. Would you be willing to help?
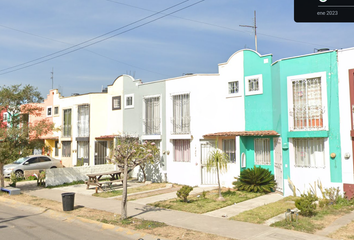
[0,203,138,240]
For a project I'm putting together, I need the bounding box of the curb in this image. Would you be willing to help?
[0,196,167,240]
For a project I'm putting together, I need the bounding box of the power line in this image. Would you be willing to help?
[0,0,204,75]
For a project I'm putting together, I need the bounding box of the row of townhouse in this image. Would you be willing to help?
[29,47,354,197]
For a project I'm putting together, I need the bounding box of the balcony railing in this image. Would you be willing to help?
[143,118,161,135]
[290,105,325,130]
[171,116,190,134]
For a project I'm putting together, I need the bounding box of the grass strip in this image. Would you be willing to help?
[151,189,262,214]
[230,196,297,224]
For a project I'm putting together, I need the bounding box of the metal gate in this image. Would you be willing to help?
[273,137,283,192]
[200,141,217,185]
[95,141,108,165]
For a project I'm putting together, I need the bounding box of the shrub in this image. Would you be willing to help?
[233,166,276,193]
[295,193,318,216]
[176,185,193,202]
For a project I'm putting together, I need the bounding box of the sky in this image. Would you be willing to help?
[1,0,354,99]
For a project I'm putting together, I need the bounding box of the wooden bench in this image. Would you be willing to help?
[1,187,21,195]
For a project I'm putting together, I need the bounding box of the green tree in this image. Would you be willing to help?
[206,141,229,201]
[106,135,159,219]
[0,84,54,188]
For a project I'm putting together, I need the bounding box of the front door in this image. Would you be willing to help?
[95,141,108,165]
[273,137,283,192]
[200,141,217,185]
[349,69,354,173]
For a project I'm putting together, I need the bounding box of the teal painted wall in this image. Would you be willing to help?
[244,50,273,131]
[274,51,342,183]
[241,136,275,173]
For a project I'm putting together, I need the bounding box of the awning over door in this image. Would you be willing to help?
[203,130,279,138]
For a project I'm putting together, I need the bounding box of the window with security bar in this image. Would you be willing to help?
[293,138,325,168]
[291,77,324,130]
[248,79,259,92]
[62,109,72,137]
[223,139,236,163]
[174,139,190,162]
[144,97,160,135]
[254,138,270,165]
[172,94,190,134]
[228,81,239,94]
[78,105,89,137]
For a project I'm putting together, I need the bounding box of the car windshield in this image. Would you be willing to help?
[13,157,30,164]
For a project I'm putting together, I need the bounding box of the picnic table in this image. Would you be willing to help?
[86,170,123,191]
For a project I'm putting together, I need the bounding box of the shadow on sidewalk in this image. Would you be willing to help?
[131,205,170,218]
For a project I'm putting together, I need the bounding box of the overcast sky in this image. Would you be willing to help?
[1,0,353,98]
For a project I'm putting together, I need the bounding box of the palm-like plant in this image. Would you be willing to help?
[206,142,229,201]
[233,166,276,193]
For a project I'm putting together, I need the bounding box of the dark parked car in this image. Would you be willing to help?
[3,155,63,178]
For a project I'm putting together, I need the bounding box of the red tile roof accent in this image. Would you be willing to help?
[95,135,117,139]
[203,130,279,138]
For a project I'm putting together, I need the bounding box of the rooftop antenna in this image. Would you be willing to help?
[240,10,257,52]
[51,68,54,89]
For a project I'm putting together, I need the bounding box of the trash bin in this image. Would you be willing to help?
[61,192,75,211]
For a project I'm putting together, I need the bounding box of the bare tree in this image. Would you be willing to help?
[106,135,159,219]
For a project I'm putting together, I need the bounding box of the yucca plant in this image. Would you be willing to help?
[233,166,276,193]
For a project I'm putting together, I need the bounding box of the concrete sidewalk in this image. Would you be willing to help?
[23,186,333,240]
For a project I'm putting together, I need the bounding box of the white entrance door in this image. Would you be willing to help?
[200,141,217,185]
[273,137,283,192]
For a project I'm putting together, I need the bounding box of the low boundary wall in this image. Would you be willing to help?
[45,164,115,187]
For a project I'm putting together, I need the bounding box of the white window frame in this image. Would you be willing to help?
[124,94,134,109]
[53,106,59,116]
[46,106,53,117]
[171,92,190,135]
[287,72,328,131]
[222,139,236,163]
[2,112,7,122]
[254,138,271,165]
[245,74,263,96]
[143,95,161,136]
[290,138,327,168]
[227,80,241,97]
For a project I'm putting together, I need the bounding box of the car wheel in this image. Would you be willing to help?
[50,166,57,169]
[15,170,24,179]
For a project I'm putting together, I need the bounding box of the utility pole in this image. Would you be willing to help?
[51,68,54,89]
[240,10,257,52]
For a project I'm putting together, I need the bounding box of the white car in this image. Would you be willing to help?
[3,155,63,178]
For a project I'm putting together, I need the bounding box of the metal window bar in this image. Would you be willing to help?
[78,105,89,137]
[62,141,71,157]
[144,97,160,135]
[223,139,236,163]
[254,138,270,165]
[248,79,259,92]
[62,109,72,137]
[228,81,239,94]
[172,94,190,134]
[292,78,323,130]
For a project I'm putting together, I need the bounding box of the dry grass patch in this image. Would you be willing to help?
[151,188,262,214]
[330,220,354,240]
[230,196,297,224]
[0,193,234,240]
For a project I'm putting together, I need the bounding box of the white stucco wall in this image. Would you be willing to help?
[338,48,354,184]
[165,51,245,187]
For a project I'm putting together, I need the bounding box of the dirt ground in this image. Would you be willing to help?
[0,191,235,240]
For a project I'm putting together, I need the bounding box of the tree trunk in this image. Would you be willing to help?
[121,159,128,220]
[0,163,4,188]
[216,159,225,201]
[139,164,147,183]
